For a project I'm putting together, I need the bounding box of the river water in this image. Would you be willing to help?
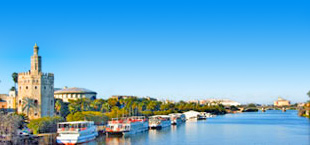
[85,110,310,145]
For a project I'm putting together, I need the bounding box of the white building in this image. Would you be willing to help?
[54,87,97,102]
[204,99,241,106]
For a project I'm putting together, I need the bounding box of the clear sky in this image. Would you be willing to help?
[0,0,309,104]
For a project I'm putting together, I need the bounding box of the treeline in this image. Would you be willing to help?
[55,97,227,121]
[26,98,227,134]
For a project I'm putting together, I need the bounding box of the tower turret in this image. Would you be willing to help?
[34,43,39,55]
[31,43,42,73]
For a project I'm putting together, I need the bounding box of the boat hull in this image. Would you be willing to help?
[149,120,171,129]
[57,132,98,145]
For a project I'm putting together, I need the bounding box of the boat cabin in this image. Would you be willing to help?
[57,121,95,132]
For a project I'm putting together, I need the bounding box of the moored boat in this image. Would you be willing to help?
[106,116,148,136]
[56,121,98,145]
[149,115,171,129]
[169,113,185,125]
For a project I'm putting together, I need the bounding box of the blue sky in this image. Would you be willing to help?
[0,0,309,104]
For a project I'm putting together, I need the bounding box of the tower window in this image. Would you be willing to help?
[19,100,21,105]
[34,100,38,106]
[26,86,28,89]
[44,86,46,89]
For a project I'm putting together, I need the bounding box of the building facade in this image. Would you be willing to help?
[274,97,290,107]
[17,44,54,119]
[6,91,17,109]
[0,94,7,110]
[54,87,97,102]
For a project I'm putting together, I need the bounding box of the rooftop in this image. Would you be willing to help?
[54,87,97,94]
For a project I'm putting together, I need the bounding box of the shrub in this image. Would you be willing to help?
[28,116,64,134]
[66,111,108,125]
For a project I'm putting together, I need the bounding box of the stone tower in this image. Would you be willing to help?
[17,43,54,119]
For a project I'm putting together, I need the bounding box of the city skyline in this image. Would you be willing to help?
[0,0,309,104]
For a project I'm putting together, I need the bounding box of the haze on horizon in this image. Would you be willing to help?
[0,0,309,104]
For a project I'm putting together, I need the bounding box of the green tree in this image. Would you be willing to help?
[248,103,256,108]
[307,91,310,98]
[55,99,69,118]
[90,99,103,111]
[107,98,118,107]
[100,102,110,113]
[22,97,37,118]
[12,72,18,90]
[28,116,64,134]
[10,86,16,91]
[66,111,108,125]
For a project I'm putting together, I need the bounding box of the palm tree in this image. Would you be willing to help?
[22,97,37,118]
[12,72,18,91]
[55,99,62,116]
[90,99,102,111]
[81,98,91,111]
[100,103,110,113]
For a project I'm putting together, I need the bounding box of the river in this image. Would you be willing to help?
[84,110,310,145]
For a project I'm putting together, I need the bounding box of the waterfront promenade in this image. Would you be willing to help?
[86,110,309,145]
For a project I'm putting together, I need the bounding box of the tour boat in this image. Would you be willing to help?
[169,113,186,125]
[106,116,149,136]
[56,121,98,145]
[149,115,171,129]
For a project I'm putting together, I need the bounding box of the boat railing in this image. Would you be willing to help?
[57,123,91,132]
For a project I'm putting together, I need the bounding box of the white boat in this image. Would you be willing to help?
[183,110,201,120]
[169,113,186,125]
[56,121,98,145]
[106,116,148,136]
[149,115,171,129]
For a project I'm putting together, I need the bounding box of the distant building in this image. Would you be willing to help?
[17,44,55,119]
[161,99,175,104]
[0,94,7,110]
[203,99,241,106]
[188,100,200,104]
[7,91,17,109]
[0,91,17,112]
[111,95,137,100]
[274,97,290,107]
[143,96,157,101]
[54,87,97,102]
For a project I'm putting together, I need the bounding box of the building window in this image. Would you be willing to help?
[20,86,22,90]
[51,100,53,105]
[34,113,38,116]
[44,86,46,89]
[34,100,38,106]
[35,86,37,89]
[91,96,96,100]
[19,100,21,105]
[26,86,28,89]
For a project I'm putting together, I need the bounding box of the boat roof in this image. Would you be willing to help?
[57,121,94,124]
[150,115,170,118]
